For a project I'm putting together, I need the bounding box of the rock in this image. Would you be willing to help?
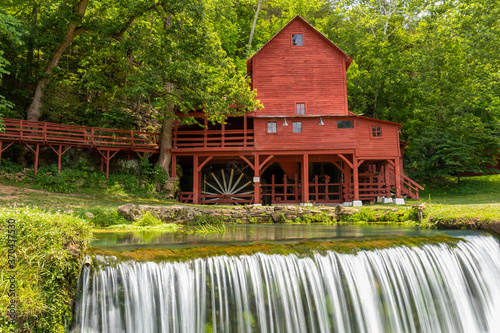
[335,205,359,216]
[85,212,95,219]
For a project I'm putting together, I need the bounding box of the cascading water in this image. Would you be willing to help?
[72,235,500,333]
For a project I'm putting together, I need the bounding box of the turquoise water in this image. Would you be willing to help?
[91,224,472,251]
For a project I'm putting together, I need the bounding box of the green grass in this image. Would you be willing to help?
[0,207,93,332]
[419,174,500,205]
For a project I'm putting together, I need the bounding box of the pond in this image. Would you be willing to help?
[91,223,471,251]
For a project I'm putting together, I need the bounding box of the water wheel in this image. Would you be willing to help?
[202,165,254,204]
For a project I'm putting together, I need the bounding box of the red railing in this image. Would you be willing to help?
[402,174,424,200]
[0,118,160,151]
[308,175,342,203]
[174,129,254,149]
[261,174,302,204]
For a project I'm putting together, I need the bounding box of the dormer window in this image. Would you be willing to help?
[296,103,305,115]
[292,34,303,46]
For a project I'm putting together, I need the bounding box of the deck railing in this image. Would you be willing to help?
[174,129,254,149]
[0,118,160,151]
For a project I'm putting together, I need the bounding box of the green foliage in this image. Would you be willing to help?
[339,208,418,223]
[0,158,23,173]
[0,207,92,332]
[186,214,228,233]
[134,211,163,227]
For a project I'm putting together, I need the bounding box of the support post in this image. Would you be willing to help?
[171,154,177,178]
[395,158,404,204]
[302,153,309,203]
[193,155,199,204]
[34,144,39,175]
[352,155,361,206]
[254,153,261,205]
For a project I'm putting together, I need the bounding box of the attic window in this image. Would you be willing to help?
[292,34,303,46]
[296,103,305,115]
[372,126,382,137]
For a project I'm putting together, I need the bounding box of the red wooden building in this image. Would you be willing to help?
[172,16,422,206]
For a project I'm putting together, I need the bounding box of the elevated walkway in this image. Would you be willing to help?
[0,118,160,177]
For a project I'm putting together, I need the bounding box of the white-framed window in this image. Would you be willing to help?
[296,103,305,115]
[293,121,302,133]
[292,34,303,46]
[268,121,277,133]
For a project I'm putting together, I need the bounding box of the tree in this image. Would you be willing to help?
[0,9,23,123]
[114,0,262,174]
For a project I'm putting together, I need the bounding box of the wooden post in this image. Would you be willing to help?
[302,153,309,203]
[254,153,261,204]
[203,117,208,148]
[193,155,199,204]
[395,158,402,198]
[57,145,62,173]
[105,150,110,178]
[221,121,225,147]
[34,144,39,175]
[353,155,359,202]
[171,154,177,178]
[243,114,247,148]
[384,163,391,198]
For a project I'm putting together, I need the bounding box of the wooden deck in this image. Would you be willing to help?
[0,118,160,176]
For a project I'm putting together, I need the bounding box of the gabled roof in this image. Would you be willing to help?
[246,15,353,69]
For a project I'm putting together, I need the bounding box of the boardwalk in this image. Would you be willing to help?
[0,118,160,177]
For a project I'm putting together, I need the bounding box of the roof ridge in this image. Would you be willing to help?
[246,15,353,69]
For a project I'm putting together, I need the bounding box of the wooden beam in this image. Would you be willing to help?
[259,154,274,170]
[387,159,395,168]
[197,155,213,172]
[331,161,344,173]
[357,159,365,168]
[239,155,255,170]
[338,153,353,169]
[49,145,71,174]
[171,153,177,178]
[0,141,15,164]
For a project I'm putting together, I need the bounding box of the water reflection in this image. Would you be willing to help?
[91,224,458,251]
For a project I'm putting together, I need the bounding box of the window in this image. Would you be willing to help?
[372,126,382,137]
[293,121,302,133]
[296,103,305,115]
[337,120,353,129]
[268,121,277,133]
[292,34,303,46]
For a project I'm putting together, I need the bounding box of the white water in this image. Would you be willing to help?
[72,235,500,333]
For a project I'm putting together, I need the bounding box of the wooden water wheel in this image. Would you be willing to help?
[202,165,254,204]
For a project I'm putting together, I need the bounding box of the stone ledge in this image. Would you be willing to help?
[117,203,361,224]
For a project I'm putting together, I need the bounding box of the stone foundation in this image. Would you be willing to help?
[117,203,360,224]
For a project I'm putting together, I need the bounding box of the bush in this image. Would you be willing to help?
[0,207,92,332]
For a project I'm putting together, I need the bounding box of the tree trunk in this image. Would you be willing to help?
[26,0,89,121]
[157,83,176,176]
[247,0,263,55]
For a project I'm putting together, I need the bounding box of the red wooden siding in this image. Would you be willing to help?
[250,19,348,117]
[355,119,400,158]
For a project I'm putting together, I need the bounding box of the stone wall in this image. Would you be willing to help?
[117,203,357,224]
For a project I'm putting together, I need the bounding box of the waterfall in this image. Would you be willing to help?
[72,235,500,333]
